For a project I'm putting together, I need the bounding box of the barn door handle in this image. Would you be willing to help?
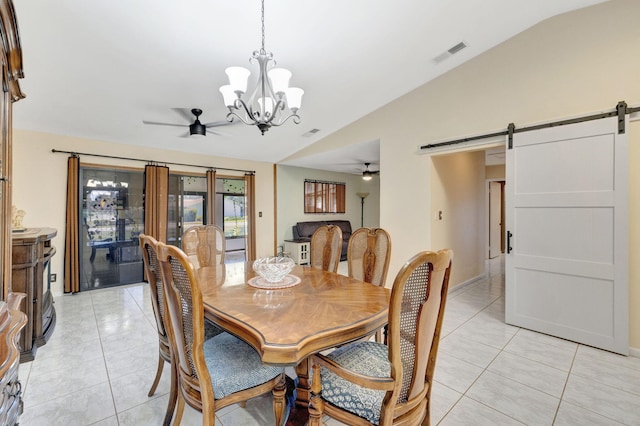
[507,231,513,253]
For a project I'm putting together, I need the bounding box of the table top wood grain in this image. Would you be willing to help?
[199,262,390,366]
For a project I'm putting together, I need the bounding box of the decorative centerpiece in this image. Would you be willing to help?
[249,257,300,289]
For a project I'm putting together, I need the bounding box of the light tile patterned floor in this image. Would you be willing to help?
[19,257,640,425]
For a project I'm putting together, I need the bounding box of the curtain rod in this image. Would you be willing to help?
[51,149,255,174]
[420,101,640,151]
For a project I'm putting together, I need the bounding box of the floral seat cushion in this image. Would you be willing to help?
[203,332,283,399]
[320,341,390,424]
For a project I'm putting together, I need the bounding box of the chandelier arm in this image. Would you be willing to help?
[226,100,259,126]
[268,111,301,127]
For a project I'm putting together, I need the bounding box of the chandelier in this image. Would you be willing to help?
[219,0,303,135]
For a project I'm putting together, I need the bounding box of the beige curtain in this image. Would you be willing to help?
[144,165,169,243]
[206,169,216,225]
[245,173,256,261]
[64,155,80,293]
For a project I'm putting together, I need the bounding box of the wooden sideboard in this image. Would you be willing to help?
[0,296,27,425]
[11,228,57,362]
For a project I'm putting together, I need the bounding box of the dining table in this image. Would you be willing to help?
[197,261,390,407]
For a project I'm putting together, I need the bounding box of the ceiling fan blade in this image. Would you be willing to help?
[142,120,185,128]
[207,129,231,137]
[179,131,192,138]
[204,120,234,128]
[171,107,194,122]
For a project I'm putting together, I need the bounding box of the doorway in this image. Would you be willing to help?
[487,179,505,259]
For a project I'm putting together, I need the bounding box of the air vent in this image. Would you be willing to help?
[448,41,467,55]
[302,128,321,137]
[432,41,468,64]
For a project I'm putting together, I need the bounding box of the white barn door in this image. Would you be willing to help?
[505,116,629,355]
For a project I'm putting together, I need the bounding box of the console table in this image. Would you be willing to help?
[284,240,310,265]
[11,227,57,362]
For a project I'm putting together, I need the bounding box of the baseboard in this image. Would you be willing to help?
[629,346,640,358]
[447,272,488,296]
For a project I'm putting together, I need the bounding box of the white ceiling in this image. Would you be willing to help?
[12,0,605,174]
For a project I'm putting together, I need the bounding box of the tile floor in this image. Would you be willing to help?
[19,257,640,425]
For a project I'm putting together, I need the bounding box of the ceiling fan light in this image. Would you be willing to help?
[362,170,373,181]
[268,68,291,95]
[225,66,250,94]
[219,85,236,108]
[285,87,304,111]
[190,121,206,136]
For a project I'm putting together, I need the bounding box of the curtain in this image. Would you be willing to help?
[64,155,80,293]
[206,169,216,225]
[244,173,256,261]
[144,165,169,243]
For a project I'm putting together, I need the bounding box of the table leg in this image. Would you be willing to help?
[294,358,311,407]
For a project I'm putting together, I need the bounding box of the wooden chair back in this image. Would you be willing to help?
[310,225,343,273]
[182,225,225,268]
[384,249,453,425]
[156,242,214,415]
[140,234,168,349]
[140,234,176,424]
[347,227,392,287]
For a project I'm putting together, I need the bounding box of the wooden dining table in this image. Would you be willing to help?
[197,261,390,406]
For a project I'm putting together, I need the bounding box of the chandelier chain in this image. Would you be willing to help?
[261,0,265,51]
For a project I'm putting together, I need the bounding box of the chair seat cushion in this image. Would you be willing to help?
[321,341,389,424]
[203,332,284,399]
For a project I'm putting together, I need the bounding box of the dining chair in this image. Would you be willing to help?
[310,224,343,273]
[182,224,226,268]
[139,234,176,426]
[308,249,453,426]
[156,242,287,426]
[347,227,392,343]
[347,227,392,287]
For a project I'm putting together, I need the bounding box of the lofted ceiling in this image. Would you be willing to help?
[12,0,606,174]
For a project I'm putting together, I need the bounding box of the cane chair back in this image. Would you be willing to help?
[140,234,175,424]
[310,225,343,273]
[309,249,453,426]
[156,242,286,426]
[182,225,225,268]
[347,227,392,287]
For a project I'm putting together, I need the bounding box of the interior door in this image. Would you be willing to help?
[489,181,502,259]
[505,116,629,355]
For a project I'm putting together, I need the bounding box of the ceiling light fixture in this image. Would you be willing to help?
[362,163,374,181]
[219,0,303,135]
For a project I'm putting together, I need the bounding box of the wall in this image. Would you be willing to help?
[430,150,486,287]
[275,164,380,249]
[486,165,505,180]
[282,0,640,349]
[12,130,276,295]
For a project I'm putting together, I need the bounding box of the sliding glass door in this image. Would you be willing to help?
[167,174,207,247]
[216,178,247,263]
[80,167,144,290]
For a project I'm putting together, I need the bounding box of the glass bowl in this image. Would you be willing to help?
[253,257,295,283]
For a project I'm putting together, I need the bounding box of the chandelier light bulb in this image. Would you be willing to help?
[268,68,292,95]
[225,67,251,94]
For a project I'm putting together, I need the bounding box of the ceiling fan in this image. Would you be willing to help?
[142,108,233,137]
[362,162,380,180]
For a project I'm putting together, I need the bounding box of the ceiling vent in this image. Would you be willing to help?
[432,41,468,64]
[302,128,321,137]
